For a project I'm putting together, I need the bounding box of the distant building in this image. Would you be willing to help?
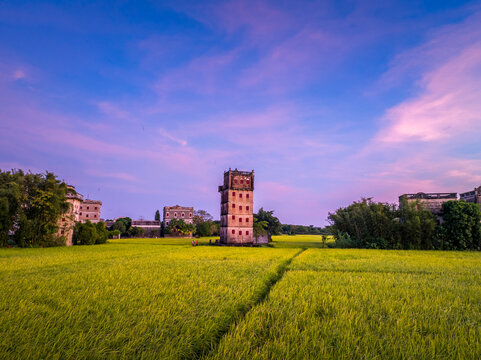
[163,206,194,227]
[460,186,481,204]
[79,199,102,223]
[218,169,254,245]
[399,192,457,215]
[58,185,83,246]
[131,220,161,237]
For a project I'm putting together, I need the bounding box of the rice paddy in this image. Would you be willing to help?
[1,236,480,359]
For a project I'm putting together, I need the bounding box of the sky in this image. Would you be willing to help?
[1,0,481,226]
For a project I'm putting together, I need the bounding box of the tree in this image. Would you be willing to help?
[155,210,160,221]
[110,217,132,236]
[253,217,268,238]
[74,221,98,245]
[255,208,282,237]
[437,201,481,250]
[193,210,213,225]
[95,222,109,244]
[165,218,195,237]
[128,226,145,238]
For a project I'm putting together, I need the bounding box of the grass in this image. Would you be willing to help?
[1,236,480,359]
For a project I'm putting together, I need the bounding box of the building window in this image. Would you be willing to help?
[246,194,250,199]
[232,192,235,196]
[232,229,235,234]
[239,206,243,210]
[247,180,250,185]
[62,218,65,222]
[239,193,243,198]
[246,218,249,223]
[239,218,242,223]
[239,230,242,235]
[189,213,192,217]
[246,231,249,235]
[232,204,235,209]
[86,214,89,217]
[174,213,177,217]
[94,215,97,218]
[234,179,237,184]
[246,206,250,211]
[61,230,64,235]
[232,215,235,220]
[166,212,169,217]
[240,179,244,184]
[80,206,83,209]
[166,221,169,225]
[80,212,82,215]
[87,206,90,210]
[95,207,98,210]
[181,212,185,217]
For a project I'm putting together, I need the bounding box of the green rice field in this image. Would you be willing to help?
[1,235,480,359]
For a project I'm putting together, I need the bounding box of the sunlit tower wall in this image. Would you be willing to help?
[218,169,254,245]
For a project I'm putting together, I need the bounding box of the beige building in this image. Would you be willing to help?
[218,169,254,245]
[399,192,457,215]
[79,199,102,223]
[58,185,83,246]
[131,220,161,237]
[163,206,194,227]
[460,186,481,204]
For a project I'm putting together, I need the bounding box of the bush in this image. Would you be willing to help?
[74,221,109,245]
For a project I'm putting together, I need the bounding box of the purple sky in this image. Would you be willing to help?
[1,1,481,225]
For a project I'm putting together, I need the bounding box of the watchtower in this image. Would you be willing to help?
[218,169,254,244]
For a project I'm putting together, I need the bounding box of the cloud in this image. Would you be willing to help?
[377,41,481,143]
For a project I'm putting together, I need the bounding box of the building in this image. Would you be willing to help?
[399,192,457,215]
[218,169,254,245]
[79,199,102,223]
[131,220,161,237]
[58,185,83,246]
[460,186,481,204]
[163,206,194,227]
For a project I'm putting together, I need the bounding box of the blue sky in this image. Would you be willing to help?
[1,0,481,225]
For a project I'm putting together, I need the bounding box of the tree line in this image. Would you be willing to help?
[0,169,111,247]
[328,197,481,250]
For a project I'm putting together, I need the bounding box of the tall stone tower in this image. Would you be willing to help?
[218,169,254,244]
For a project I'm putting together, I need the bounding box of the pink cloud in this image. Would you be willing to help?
[377,42,481,143]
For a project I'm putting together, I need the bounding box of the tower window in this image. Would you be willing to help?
[246,231,249,235]
[239,230,242,235]
[246,194,250,199]
[86,214,89,217]
[239,193,243,198]
[232,192,235,196]
[232,229,235,234]
[189,213,192,217]
[174,212,177,217]
[239,218,242,223]
[240,179,244,184]
[232,215,235,220]
[234,179,237,184]
[247,180,250,185]
[181,212,185,217]
[87,206,90,210]
[246,218,249,223]
[166,212,169,217]
[239,206,243,210]
[246,206,250,211]
[232,204,235,209]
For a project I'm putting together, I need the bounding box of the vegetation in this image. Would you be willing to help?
[254,208,282,238]
[212,248,481,360]
[155,209,160,221]
[1,236,480,359]
[193,210,220,237]
[165,218,196,236]
[0,169,70,247]
[73,221,109,245]
[281,224,329,235]
[327,197,469,250]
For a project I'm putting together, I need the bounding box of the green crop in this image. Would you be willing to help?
[1,236,480,359]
